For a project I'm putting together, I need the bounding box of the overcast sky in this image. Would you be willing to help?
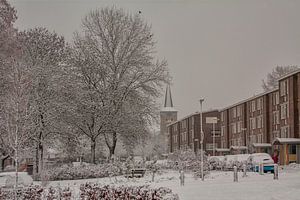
[10,0,300,119]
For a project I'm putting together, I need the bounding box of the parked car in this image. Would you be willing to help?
[247,153,275,173]
[224,154,250,170]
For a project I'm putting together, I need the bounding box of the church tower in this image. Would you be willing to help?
[160,85,178,153]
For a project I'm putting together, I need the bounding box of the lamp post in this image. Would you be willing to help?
[199,98,205,181]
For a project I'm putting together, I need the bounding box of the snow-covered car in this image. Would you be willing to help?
[208,156,225,170]
[247,153,275,173]
[224,154,250,170]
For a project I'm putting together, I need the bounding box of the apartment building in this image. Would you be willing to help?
[168,110,221,156]
[165,70,300,164]
[219,70,300,164]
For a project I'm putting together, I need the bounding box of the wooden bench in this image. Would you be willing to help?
[125,168,146,178]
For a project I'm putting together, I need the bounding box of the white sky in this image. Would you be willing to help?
[9,0,300,119]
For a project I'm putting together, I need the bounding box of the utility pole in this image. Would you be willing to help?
[199,98,204,181]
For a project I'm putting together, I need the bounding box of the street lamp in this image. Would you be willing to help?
[199,98,205,181]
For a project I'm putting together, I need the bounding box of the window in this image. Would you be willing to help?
[289,145,297,154]
[250,118,256,130]
[237,106,241,117]
[257,99,261,110]
[206,143,217,150]
[273,111,279,125]
[280,126,289,138]
[221,126,225,137]
[221,112,224,122]
[257,116,262,128]
[173,135,178,143]
[232,123,236,134]
[191,117,194,126]
[280,103,289,120]
[233,107,237,118]
[274,92,279,105]
[174,125,178,132]
[251,101,256,112]
[280,80,288,96]
[181,120,187,129]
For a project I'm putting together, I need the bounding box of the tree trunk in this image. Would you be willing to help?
[1,159,3,171]
[34,144,39,175]
[91,138,96,164]
[39,143,43,171]
[108,132,117,161]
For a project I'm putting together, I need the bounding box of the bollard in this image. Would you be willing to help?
[233,166,238,182]
[259,163,264,175]
[242,163,247,177]
[273,164,278,180]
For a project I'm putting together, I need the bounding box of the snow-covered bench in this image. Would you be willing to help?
[125,168,146,178]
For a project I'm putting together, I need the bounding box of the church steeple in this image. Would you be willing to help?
[164,84,174,108]
[160,84,178,153]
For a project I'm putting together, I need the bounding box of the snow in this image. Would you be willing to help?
[0,172,33,187]
[252,143,272,147]
[31,166,300,200]
[272,137,300,145]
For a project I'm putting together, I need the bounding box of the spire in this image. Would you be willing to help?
[164,84,174,108]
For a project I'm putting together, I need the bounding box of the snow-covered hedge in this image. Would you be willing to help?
[0,186,72,200]
[80,183,179,200]
[0,184,179,200]
[40,162,123,181]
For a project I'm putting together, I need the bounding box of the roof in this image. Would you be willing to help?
[215,148,230,152]
[164,84,173,108]
[220,88,278,111]
[252,143,272,148]
[272,137,300,145]
[278,68,300,81]
[166,109,220,127]
[230,146,248,150]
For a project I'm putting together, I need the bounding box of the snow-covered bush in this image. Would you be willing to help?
[80,183,179,200]
[40,162,123,181]
[0,184,179,200]
[0,185,72,200]
[167,149,209,178]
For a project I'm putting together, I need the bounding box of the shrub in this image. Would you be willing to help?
[0,184,179,200]
[40,162,123,181]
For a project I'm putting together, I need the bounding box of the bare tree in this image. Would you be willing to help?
[262,66,299,91]
[17,27,66,175]
[0,58,33,192]
[68,7,169,163]
[0,0,18,58]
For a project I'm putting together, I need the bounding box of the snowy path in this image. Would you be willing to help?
[37,168,300,200]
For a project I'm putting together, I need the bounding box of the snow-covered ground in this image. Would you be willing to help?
[32,165,300,200]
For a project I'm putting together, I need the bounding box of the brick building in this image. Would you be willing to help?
[168,110,221,156]
[165,70,300,165]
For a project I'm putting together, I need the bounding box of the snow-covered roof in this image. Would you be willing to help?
[252,143,272,148]
[272,137,300,145]
[278,68,300,81]
[167,109,220,127]
[230,146,248,150]
[220,88,278,111]
[215,148,230,152]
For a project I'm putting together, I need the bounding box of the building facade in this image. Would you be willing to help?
[166,70,300,164]
[168,110,221,156]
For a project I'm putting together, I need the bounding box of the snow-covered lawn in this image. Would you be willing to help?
[31,165,300,200]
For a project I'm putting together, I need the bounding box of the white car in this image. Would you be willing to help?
[224,154,250,170]
[247,153,274,165]
[247,153,275,173]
